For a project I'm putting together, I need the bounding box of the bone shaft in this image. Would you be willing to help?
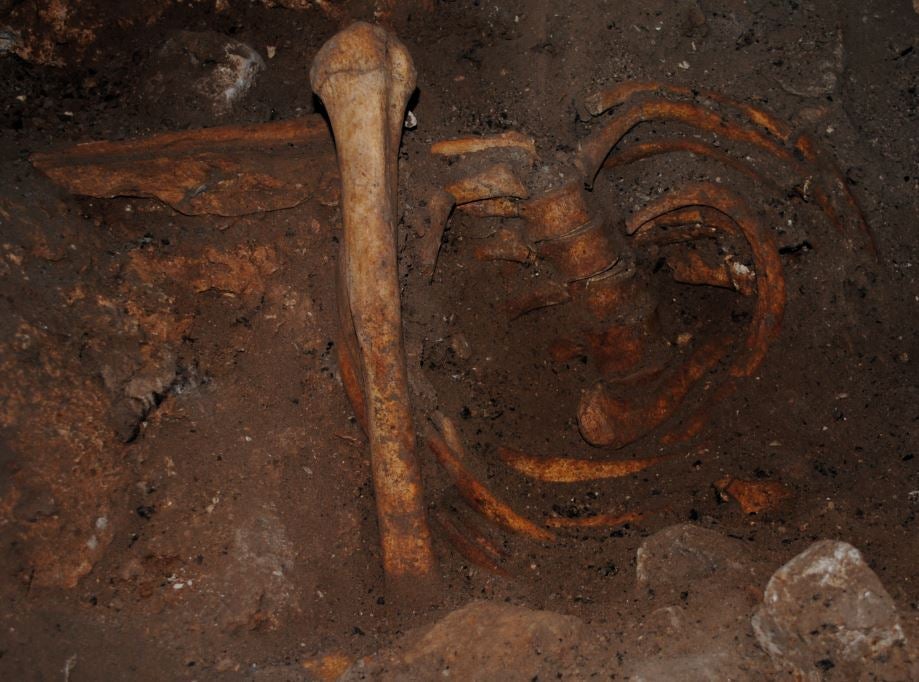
[312,23,436,590]
[339,88,434,584]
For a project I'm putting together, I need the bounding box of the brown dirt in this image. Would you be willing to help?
[1,0,917,679]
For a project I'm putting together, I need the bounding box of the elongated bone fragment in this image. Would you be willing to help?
[311,22,436,592]
[581,81,794,142]
[432,510,510,577]
[427,416,555,542]
[418,189,455,280]
[431,130,538,160]
[497,446,666,483]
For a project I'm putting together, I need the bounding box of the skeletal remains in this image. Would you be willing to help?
[31,22,873,601]
[310,23,872,594]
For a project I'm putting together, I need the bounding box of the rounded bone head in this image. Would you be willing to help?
[309,21,416,102]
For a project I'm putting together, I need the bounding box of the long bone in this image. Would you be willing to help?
[310,23,437,593]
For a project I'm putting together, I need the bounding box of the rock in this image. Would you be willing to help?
[752,540,916,680]
[766,0,844,98]
[342,601,597,681]
[625,525,776,679]
[627,650,758,682]
[214,509,300,632]
[142,31,265,123]
[636,523,764,603]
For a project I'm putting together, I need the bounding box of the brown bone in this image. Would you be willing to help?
[30,117,336,216]
[310,22,437,593]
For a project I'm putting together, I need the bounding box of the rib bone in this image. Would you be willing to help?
[310,22,437,593]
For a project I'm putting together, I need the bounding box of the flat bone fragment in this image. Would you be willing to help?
[497,446,666,483]
[445,163,529,205]
[427,416,555,542]
[580,84,873,253]
[576,99,798,187]
[431,130,537,160]
[603,138,782,194]
[311,22,436,592]
[715,476,791,514]
[31,116,335,216]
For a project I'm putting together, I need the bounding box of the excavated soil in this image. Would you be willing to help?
[1,1,917,679]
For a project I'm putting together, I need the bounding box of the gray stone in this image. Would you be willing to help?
[636,523,764,602]
[628,650,768,682]
[752,540,914,680]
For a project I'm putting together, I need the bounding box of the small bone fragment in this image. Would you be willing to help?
[715,476,790,514]
[664,250,756,296]
[548,338,585,363]
[546,511,642,529]
[427,416,555,542]
[584,323,661,378]
[311,22,436,592]
[31,117,335,216]
[431,130,537,160]
[444,163,529,204]
[473,227,535,264]
[497,446,666,483]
